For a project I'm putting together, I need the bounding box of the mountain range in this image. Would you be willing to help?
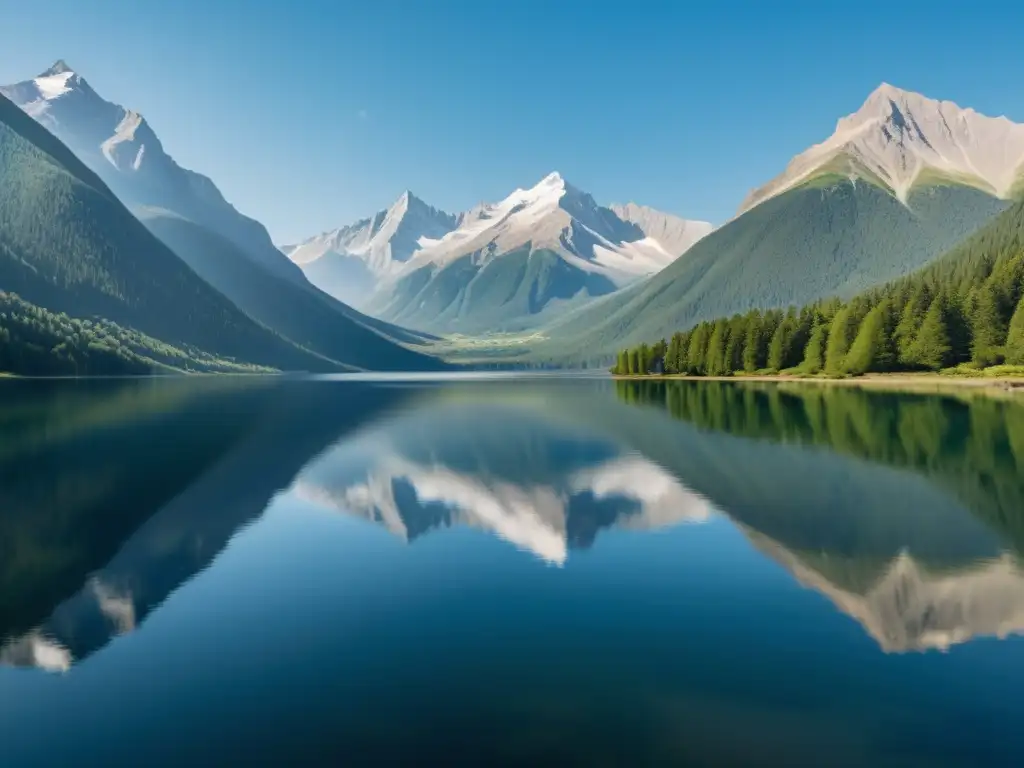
[0,62,444,372]
[285,172,713,333]
[3,61,1024,372]
[522,83,1024,363]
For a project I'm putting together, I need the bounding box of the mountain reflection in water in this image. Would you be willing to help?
[1,376,1023,766]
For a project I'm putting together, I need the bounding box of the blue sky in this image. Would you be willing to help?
[4,0,1024,243]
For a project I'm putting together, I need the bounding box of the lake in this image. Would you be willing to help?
[1,375,1023,766]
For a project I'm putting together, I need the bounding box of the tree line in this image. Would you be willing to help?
[612,201,1024,377]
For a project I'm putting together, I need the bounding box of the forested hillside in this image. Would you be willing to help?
[141,211,447,372]
[0,93,338,375]
[534,180,1008,364]
[613,200,1024,378]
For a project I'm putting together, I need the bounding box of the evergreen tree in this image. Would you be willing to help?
[945,292,973,366]
[676,330,692,374]
[906,295,953,370]
[628,348,639,375]
[638,343,651,375]
[800,322,829,374]
[706,319,730,376]
[725,315,747,373]
[665,335,678,374]
[893,287,930,367]
[767,314,796,371]
[969,282,1005,367]
[1006,294,1024,365]
[742,311,768,372]
[843,299,895,375]
[824,302,861,375]
[687,323,711,375]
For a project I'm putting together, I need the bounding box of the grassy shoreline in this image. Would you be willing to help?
[611,371,1024,393]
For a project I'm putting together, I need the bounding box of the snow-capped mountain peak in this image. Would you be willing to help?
[1,61,305,283]
[398,171,707,283]
[40,59,75,77]
[739,83,1024,215]
[287,173,711,322]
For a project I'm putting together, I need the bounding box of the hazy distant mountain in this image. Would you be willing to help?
[1,61,446,372]
[609,202,713,259]
[283,191,460,308]
[527,85,1016,363]
[356,172,712,333]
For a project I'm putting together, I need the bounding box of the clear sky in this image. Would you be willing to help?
[3,0,1024,244]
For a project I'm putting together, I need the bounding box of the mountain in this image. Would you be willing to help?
[1,62,445,372]
[361,172,713,334]
[140,209,447,370]
[283,191,459,308]
[740,83,1024,214]
[609,203,713,258]
[0,61,301,284]
[0,91,335,373]
[525,85,1019,364]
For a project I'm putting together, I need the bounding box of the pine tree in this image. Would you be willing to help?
[767,315,796,371]
[628,348,639,375]
[638,343,651,375]
[742,312,760,372]
[676,330,692,374]
[665,335,681,374]
[800,322,829,374]
[824,302,862,375]
[706,319,730,376]
[906,295,953,370]
[843,299,895,375]
[687,323,711,375]
[893,287,930,367]
[1006,294,1024,365]
[725,315,747,373]
[969,282,1005,367]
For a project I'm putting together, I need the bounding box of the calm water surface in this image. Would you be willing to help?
[1,376,1023,766]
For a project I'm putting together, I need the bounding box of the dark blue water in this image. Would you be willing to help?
[1,376,1023,766]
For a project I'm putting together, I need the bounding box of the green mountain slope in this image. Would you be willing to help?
[140,210,447,371]
[616,199,1024,378]
[0,93,337,373]
[375,247,617,334]
[532,181,1007,364]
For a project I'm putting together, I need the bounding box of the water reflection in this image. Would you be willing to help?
[293,399,711,564]
[2,378,1024,665]
[0,377,412,670]
[2,377,1024,764]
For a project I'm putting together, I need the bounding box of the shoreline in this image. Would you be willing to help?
[611,372,1024,393]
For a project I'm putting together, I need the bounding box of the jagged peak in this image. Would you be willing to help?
[39,60,75,78]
